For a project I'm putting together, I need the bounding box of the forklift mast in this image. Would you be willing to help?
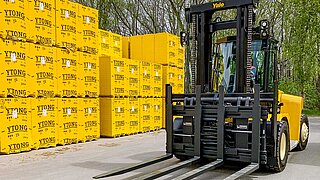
[185,0,258,93]
[184,0,279,161]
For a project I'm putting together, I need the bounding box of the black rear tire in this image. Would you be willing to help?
[265,121,290,172]
[294,115,309,151]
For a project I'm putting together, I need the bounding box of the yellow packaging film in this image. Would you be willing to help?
[55,0,77,50]
[142,34,155,63]
[110,32,122,58]
[27,0,55,45]
[0,0,27,40]
[0,40,27,97]
[176,67,185,94]
[99,30,111,56]
[139,61,151,97]
[56,48,78,97]
[30,98,56,149]
[0,98,31,154]
[139,98,151,133]
[162,66,176,96]
[77,4,98,54]
[27,43,56,97]
[122,36,130,59]
[155,33,177,66]
[162,98,165,128]
[127,59,139,97]
[152,63,163,97]
[56,98,78,145]
[177,44,185,68]
[78,98,100,142]
[127,97,139,134]
[100,97,127,137]
[99,56,128,97]
[130,35,143,61]
[151,98,162,131]
[78,52,99,97]
[129,34,155,62]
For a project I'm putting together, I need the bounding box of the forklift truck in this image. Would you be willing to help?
[94,0,309,179]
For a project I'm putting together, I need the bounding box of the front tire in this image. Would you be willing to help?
[266,121,290,172]
[294,115,309,151]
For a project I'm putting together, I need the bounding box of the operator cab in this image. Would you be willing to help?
[212,36,278,93]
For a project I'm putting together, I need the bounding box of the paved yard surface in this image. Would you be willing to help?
[0,117,319,180]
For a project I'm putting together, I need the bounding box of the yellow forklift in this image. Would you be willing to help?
[94,0,309,179]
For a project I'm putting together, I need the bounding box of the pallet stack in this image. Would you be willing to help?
[99,30,127,137]
[139,61,152,132]
[99,55,128,137]
[100,30,166,137]
[129,34,163,132]
[128,33,184,129]
[55,1,100,145]
[98,32,184,137]
[151,64,163,131]
[127,59,140,134]
[0,0,33,154]
[0,98,31,154]
[0,0,100,154]
[99,31,182,137]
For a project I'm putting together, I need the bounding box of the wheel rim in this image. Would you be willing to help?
[280,132,287,161]
[301,123,309,143]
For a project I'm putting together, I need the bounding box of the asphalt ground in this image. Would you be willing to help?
[0,117,319,180]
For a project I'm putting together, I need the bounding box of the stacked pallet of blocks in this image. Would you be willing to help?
[0,0,32,154]
[99,31,174,137]
[129,33,185,129]
[0,0,100,154]
[54,0,101,145]
[129,34,164,134]
[99,30,128,137]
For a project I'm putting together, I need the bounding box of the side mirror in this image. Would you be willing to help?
[180,32,187,47]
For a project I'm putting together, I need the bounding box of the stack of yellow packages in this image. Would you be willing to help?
[0,0,101,154]
[0,0,31,154]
